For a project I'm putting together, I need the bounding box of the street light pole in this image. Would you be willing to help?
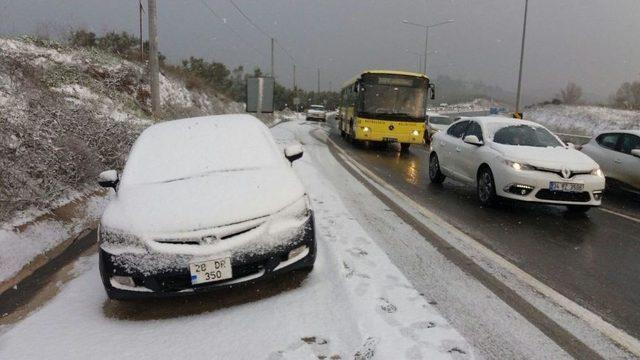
[515,0,529,116]
[401,19,454,75]
[423,27,429,74]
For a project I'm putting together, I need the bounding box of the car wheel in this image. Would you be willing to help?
[477,167,497,206]
[429,153,446,184]
[567,205,591,213]
[400,143,411,153]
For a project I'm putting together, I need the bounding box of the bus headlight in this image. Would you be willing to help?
[363,127,371,133]
[411,130,420,136]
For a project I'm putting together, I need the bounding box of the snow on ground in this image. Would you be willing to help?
[0,192,111,283]
[526,104,640,136]
[0,118,473,360]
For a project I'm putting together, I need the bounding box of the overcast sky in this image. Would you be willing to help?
[2,0,639,103]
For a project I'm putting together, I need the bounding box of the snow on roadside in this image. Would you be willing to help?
[0,192,112,283]
[0,119,473,360]
[526,104,640,136]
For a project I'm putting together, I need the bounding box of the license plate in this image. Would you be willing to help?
[189,257,232,285]
[549,182,584,192]
[383,137,397,142]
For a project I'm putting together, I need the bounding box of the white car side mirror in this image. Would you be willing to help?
[98,170,119,190]
[463,135,483,146]
[284,143,304,163]
[631,149,640,158]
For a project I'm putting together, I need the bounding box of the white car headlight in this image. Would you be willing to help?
[504,159,535,171]
[591,167,604,178]
[99,226,143,248]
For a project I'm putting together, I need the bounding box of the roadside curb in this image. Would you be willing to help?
[0,190,105,299]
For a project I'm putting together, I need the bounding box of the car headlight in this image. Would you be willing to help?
[411,130,420,136]
[504,159,535,171]
[591,167,604,177]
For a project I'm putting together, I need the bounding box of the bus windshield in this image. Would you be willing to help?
[359,75,428,121]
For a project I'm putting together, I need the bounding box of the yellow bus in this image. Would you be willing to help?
[338,70,435,152]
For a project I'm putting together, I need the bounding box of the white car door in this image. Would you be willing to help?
[457,121,485,183]
[438,120,469,178]
[617,134,640,189]
[583,133,622,181]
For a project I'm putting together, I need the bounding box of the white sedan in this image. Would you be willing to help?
[306,105,327,121]
[97,114,315,300]
[429,116,606,212]
[580,130,640,192]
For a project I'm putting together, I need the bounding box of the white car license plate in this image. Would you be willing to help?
[189,257,232,285]
[549,182,584,192]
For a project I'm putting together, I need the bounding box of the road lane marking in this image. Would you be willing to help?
[324,133,640,358]
[598,207,640,224]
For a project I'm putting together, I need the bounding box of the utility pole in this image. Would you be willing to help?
[148,0,160,116]
[514,0,529,117]
[293,64,297,91]
[139,1,144,62]
[270,37,275,78]
[317,67,320,94]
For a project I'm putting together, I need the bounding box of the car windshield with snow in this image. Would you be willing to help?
[97,115,315,299]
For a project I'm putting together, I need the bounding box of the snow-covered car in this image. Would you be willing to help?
[428,116,605,212]
[306,105,327,121]
[580,130,640,192]
[425,113,453,143]
[97,114,316,300]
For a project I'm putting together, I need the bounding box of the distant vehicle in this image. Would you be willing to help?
[425,113,453,144]
[97,115,316,300]
[580,130,640,192]
[306,104,327,121]
[338,70,435,152]
[429,116,605,212]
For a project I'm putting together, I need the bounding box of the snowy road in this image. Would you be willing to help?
[0,118,473,360]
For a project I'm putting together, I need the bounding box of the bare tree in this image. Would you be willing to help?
[613,80,640,110]
[557,82,583,105]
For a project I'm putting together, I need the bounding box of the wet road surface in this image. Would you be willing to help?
[325,115,640,340]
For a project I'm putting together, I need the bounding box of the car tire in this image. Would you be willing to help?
[477,166,498,207]
[429,153,446,184]
[567,205,591,213]
[400,143,411,153]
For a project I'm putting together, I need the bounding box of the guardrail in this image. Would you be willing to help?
[555,132,592,146]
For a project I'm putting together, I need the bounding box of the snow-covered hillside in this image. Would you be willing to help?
[526,104,640,136]
[0,37,245,223]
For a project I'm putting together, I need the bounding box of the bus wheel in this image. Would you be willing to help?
[400,143,411,152]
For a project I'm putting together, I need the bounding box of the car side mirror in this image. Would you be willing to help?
[463,135,483,146]
[284,143,304,163]
[631,149,640,158]
[98,170,119,190]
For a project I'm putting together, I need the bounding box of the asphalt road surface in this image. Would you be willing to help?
[325,114,640,340]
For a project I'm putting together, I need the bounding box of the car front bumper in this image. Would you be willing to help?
[99,213,317,300]
[495,166,605,206]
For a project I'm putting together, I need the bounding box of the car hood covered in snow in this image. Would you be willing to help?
[490,143,598,171]
[101,166,305,235]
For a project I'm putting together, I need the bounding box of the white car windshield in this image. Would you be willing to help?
[120,118,280,186]
[310,105,325,110]
[489,124,564,148]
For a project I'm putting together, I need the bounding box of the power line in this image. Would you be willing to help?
[227,0,296,63]
[198,0,268,59]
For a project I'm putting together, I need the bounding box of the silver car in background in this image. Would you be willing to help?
[580,130,640,192]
